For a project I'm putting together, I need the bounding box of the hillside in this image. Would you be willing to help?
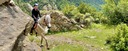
[14,0,104,11]
[1,0,128,51]
[68,0,104,10]
[82,0,104,10]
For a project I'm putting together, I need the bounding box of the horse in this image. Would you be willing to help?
[31,13,51,50]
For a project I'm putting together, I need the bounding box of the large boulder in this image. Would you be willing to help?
[0,1,41,51]
[49,11,82,32]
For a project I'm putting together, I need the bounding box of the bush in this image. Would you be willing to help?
[78,3,97,14]
[78,3,105,24]
[102,0,128,25]
[106,23,128,51]
[62,4,79,18]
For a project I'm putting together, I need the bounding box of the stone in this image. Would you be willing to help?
[0,1,40,51]
[49,11,82,32]
[22,37,42,51]
[0,0,10,5]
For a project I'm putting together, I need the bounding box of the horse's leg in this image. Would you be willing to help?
[43,36,49,50]
[40,37,44,47]
[40,33,49,50]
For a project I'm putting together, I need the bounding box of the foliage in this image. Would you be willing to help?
[106,23,128,51]
[55,0,70,10]
[66,0,105,10]
[62,2,97,18]
[81,0,104,10]
[61,3,96,27]
[62,4,79,18]
[13,0,53,15]
[55,0,104,10]
[78,3,96,14]
[77,3,105,24]
[102,0,128,25]
[14,0,33,15]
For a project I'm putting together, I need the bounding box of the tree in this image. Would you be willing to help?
[102,0,128,25]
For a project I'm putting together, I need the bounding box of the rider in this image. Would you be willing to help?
[31,3,41,33]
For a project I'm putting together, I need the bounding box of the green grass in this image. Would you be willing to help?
[49,24,117,51]
[50,43,87,51]
[27,24,117,51]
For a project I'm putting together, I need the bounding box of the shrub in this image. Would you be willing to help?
[62,4,79,18]
[106,23,128,51]
[78,2,96,14]
[102,0,128,25]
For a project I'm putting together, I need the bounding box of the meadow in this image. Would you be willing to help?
[28,24,117,51]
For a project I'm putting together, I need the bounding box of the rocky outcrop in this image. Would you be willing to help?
[0,0,15,6]
[0,0,10,5]
[42,3,58,11]
[49,11,82,32]
[76,13,94,27]
[47,11,93,32]
[0,1,41,51]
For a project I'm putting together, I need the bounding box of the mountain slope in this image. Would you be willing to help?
[14,0,104,10]
[68,0,104,10]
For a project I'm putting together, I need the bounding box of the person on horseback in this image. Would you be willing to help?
[31,3,41,33]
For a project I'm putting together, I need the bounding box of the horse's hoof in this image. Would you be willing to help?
[47,48,50,50]
[30,33,33,35]
[40,45,44,47]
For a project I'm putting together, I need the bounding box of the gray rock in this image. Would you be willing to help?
[49,11,82,32]
[0,1,41,51]
[0,0,10,5]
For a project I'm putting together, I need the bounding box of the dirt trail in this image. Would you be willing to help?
[46,35,104,51]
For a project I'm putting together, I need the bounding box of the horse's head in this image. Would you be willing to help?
[39,13,52,29]
[45,14,52,28]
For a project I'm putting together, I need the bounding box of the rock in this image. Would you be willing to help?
[43,4,52,11]
[9,0,15,6]
[42,3,58,11]
[42,5,48,11]
[0,0,10,5]
[26,3,33,11]
[0,0,15,6]
[47,4,52,10]
[22,36,42,51]
[0,1,40,51]
[49,11,82,32]
[76,13,94,27]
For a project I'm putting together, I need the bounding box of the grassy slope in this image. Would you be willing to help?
[28,24,116,51]
[47,24,116,51]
